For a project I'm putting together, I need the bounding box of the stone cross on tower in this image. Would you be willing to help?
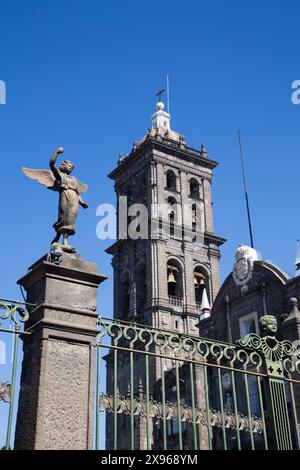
[155,87,165,102]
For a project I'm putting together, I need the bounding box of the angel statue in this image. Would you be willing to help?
[22,147,88,253]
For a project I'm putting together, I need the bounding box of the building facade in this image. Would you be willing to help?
[203,245,300,448]
[209,245,300,348]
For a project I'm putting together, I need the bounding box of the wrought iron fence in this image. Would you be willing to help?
[0,299,30,450]
[95,316,300,450]
[0,298,299,451]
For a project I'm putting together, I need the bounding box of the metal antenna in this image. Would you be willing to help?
[167,73,170,114]
[238,130,255,249]
[295,240,300,272]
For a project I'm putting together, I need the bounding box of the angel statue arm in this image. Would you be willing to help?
[78,194,88,209]
[22,147,89,253]
[49,147,64,182]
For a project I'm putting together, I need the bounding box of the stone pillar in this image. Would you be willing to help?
[203,177,214,233]
[14,252,107,450]
[194,362,209,450]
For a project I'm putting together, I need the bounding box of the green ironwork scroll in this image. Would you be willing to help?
[0,298,30,450]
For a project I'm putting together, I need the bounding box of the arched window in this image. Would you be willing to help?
[167,260,183,299]
[166,170,176,191]
[194,267,209,305]
[190,179,200,198]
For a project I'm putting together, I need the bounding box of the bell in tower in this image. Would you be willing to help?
[167,269,177,296]
[194,271,206,305]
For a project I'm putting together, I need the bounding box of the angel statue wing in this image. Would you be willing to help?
[22,167,57,190]
[77,180,88,193]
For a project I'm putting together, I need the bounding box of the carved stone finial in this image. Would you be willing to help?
[118,153,124,165]
[287,297,300,320]
[290,296,298,306]
[259,314,278,337]
[200,144,208,158]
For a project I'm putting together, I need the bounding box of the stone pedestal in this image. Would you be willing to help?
[14,252,107,450]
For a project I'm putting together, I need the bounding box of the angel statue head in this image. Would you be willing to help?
[22,147,88,253]
[59,160,75,174]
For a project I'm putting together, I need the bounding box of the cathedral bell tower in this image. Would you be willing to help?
[107,99,225,334]
[105,98,225,450]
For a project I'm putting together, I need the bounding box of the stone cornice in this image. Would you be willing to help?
[205,231,227,247]
[108,136,218,180]
[18,259,107,290]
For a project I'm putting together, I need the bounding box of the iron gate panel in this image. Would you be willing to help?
[95,316,300,450]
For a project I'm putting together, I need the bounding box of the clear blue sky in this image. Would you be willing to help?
[0,0,299,449]
[1,0,299,310]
